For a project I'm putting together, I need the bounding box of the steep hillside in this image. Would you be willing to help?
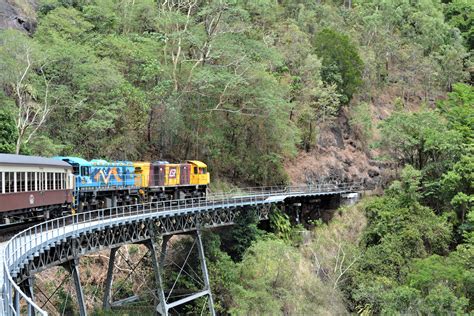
[285,111,384,187]
[1,0,470,188]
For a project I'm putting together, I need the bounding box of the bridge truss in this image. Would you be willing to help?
[2,183,361,315]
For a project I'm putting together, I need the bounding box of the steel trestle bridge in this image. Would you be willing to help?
[2,183,362,316]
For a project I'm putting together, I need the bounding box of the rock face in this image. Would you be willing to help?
[285,110,393,189]
[0,0,37,32]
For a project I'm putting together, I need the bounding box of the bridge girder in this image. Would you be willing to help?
[3,184,362,315]
[9,204,271,315]
[14,204,272,283]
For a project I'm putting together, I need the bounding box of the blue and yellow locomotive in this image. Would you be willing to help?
[55,157,210,211]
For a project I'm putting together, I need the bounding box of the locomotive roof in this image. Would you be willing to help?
[187,160,207,168]
[0,154,72,168]
[55,156,90,165]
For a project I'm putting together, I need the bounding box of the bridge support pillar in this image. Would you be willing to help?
[65,258,87,316]
[329,194,342,209]
[103,247,118,310]
[148,236,169,315]
[19,277,35,316]
[196,229,216,316]
[152,231,215,316]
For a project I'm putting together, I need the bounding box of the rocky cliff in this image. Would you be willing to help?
[0,0,36,32]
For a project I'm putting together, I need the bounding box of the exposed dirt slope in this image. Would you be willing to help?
[285,86,434,188]
[285,114,385,188]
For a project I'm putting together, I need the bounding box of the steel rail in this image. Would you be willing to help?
[2,182,362,315]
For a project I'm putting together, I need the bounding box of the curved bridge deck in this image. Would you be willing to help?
[2,183,361,315]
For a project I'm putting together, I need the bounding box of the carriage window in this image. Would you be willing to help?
[17,172,26,192]
[39,172,44,191]
[202,168,207,174]
[0,172,3,194]
[5,172,14,193]
[194,167,198,174]
[62,173,67,190]
[27,172,35,191]
[50,173,54,190]
[54,172,60,190]
[47,173,53,190]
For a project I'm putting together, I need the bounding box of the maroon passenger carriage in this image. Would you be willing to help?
[0,154,74,226]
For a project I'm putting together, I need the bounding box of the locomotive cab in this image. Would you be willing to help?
[71,163,79,175]
[187,160,210,186]
[133,162,151,187]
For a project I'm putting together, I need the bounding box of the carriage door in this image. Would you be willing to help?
[134,166,142,187]
[155,165,165,186]
[180,164,190,185]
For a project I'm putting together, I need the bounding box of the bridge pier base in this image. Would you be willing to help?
[101,238,172,314]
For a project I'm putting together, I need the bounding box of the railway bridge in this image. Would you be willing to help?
[2,183,362,316]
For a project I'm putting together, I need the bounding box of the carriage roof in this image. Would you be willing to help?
[0,154,71,168]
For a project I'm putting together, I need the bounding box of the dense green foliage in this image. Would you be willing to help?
[350,84,474,314]
[313,28,364,103]
[223,209,263,261]
[199,198,367,315]
[204,83,474,315]
[0,0,470,184]
[0,106,17,154]
[444,0,474,50]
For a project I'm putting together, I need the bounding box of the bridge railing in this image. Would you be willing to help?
[208,182,362,199]
[3,182,361,316]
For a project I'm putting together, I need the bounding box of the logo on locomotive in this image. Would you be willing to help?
[29,194,35,205]
[92,167,123,184]
[169,167,177,179]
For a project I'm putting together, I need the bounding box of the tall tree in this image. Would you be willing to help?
[313,28,363,104]
[0,30,54,154]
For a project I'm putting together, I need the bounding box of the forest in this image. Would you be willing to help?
[0,0,473,314]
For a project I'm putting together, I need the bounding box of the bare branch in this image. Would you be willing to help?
[14,51,55,153]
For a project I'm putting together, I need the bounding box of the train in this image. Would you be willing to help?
[0,154,210,225]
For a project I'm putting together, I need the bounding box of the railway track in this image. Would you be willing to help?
[0,221,41,242]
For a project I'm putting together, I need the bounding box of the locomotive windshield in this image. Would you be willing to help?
[81,166,90,176]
